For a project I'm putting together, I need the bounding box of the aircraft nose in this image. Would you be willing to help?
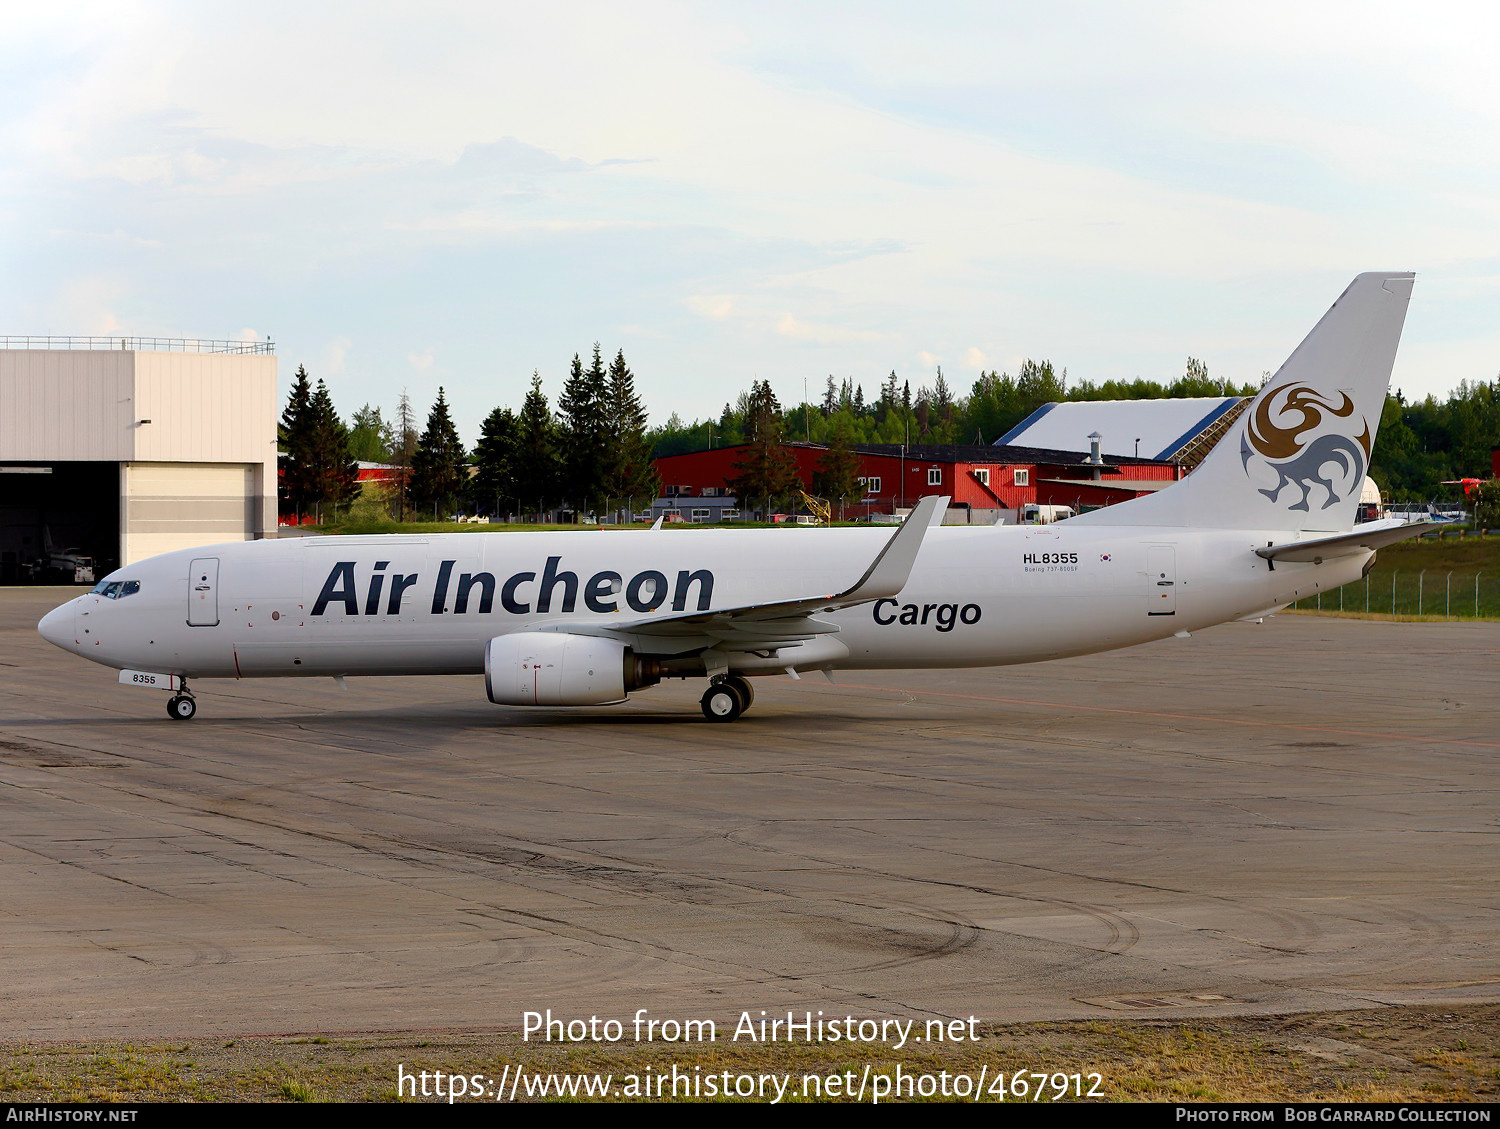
[38,601,76,650]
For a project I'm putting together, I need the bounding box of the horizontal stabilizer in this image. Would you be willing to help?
[1255,518,1451,563]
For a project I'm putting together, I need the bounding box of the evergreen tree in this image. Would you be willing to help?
[308,379,359,521]
[278,365,317,521]
[472,406,518,519]
[409,387,467,519]
[877,370,899,423]
[726,380,799,519]
[717,400,743,446]
[602,349,660,521]
[557,346,611,515]
[932,367,953,419]
[514,372,561,522]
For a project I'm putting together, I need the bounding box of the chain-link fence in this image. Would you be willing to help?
[1293,569,1500,618]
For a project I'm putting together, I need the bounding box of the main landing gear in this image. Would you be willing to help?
[166,681,197,721]
[700,675,755,722]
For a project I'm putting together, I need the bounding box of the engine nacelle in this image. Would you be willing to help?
[485,632,659,706]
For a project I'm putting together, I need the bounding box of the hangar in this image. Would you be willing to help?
[997,396,1250,469]
[0,337,278,580]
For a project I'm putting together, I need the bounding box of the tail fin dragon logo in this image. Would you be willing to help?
[1240,385,1371,511]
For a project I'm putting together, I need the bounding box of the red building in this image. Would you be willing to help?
[279,461,402,526]
[652,442,1180,522]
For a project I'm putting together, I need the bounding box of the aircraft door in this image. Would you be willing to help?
[1147,546,1176,616]
[188,557,220,627]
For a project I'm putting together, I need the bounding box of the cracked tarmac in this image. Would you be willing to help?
[2,587,1497,1039]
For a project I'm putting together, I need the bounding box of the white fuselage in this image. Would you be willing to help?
[40,523,1364,682]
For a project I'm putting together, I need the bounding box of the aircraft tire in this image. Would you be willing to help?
[724,675,755,710]
[700,682,744,722]
[167,695,197,721]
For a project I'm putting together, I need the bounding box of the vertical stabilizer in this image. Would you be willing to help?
[1070,272,1413,531]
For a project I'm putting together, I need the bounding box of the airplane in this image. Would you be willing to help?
[38,272,1440,723]
[41,525,96,586]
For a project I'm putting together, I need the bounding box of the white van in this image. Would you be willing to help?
[1019,504,1075,525]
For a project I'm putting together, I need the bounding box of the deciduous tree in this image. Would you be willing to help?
[348,404,394,463]
[392,390,418,521]
[813,415,862,521]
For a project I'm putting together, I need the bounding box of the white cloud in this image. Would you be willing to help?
[686,294,735,320]
[3,1,1495,427]
[776,313,883,345]
[36,275,128,336]
[323,335,353,374]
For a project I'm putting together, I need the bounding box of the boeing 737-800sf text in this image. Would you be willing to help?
[40,273,1438,722]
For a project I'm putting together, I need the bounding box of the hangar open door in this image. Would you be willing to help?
[0,462,120,584]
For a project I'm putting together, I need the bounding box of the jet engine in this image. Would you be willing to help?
[484,632,661,706]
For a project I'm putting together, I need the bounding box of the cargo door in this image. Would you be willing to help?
[1147,546,1176,616]
[187,557,220,626]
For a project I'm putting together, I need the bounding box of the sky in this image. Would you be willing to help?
[3,1,1497,444]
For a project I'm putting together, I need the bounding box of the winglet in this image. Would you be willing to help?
[650,515,664,531]
[836,495,947,602]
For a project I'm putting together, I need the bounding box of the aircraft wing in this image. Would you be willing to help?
[541,495,948,651]
[1255,517,1452,563]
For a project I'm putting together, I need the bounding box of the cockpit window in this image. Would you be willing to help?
[91,580,141,599]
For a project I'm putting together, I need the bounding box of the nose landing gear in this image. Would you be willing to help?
[700,675,755,722]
